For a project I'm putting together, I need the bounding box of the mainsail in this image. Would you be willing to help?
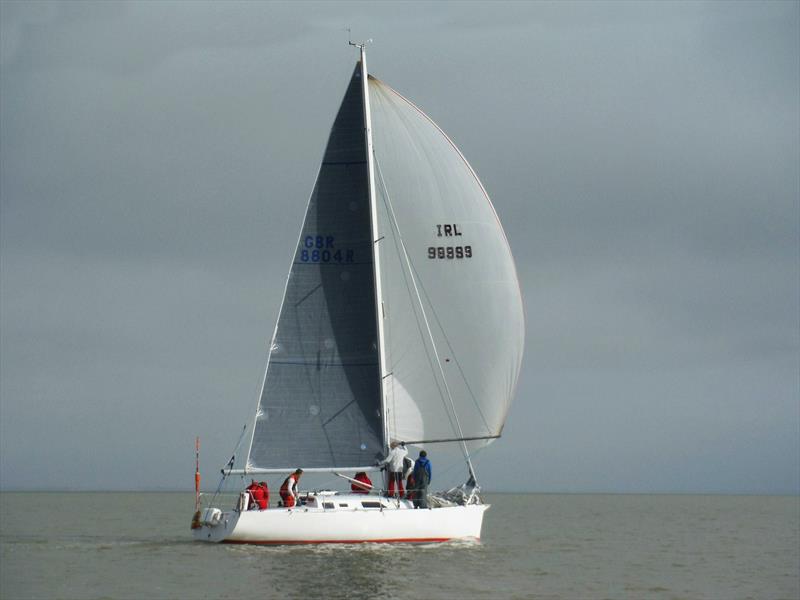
[247,65,384,471]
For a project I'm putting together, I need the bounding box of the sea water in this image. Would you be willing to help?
[1,493,797,599]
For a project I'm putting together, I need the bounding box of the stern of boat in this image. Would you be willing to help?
[192,506,240,543]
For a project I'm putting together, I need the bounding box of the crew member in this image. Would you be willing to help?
[405,472,416,502]
[403,454,415,500]
[251,482,266,510]
[351,471,372,494]
[378,441,408,498]
[257,481,269,509]
[245,479,260,510]
[412,450,432,509]
[279,468,303,508]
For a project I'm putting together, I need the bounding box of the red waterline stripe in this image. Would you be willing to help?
[222,537,461,545]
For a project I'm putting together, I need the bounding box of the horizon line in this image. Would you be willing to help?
[1,488,798,496]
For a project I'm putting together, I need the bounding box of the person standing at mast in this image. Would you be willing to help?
[378,441,408,498]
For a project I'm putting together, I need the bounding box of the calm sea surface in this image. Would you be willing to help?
[1,493,797,600]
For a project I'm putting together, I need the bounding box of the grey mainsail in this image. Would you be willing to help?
[247,65,384,470]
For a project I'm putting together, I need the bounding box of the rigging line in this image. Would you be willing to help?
[434,448,485,484]
[377,196,450,442]
[372,157,449,441]
[378,188,426,442]
[373,155,459,442]
[365,145,489,433]
[386,227,489,430]
[373,155,477,482]
[322,399,356,426]
[402,435,499,445]
[294,283,323,307]
[404,258,492,434]
[210,423,249,506]
[375,157,459,444]
[312,310,339,464]
[268,360,379,367]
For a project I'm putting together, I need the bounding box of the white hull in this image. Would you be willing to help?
[193,493,488,545]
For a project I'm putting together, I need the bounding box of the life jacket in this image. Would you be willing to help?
[253,483,269,510]
[258,482,269,508]
[406,474,416,500]
[279,474,299,508]
[351,472,372,494]
[251,485,265,508]
[245,482,260,509]
[280,474,297,497]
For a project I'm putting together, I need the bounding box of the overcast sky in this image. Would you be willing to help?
[1,1,797,494]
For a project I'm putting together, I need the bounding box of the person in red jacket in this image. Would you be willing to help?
[351,472,372,494]
[245,480,260,510]
[251,482,266,510]
[405,472,416,502]
[257,481,269,509]
[279,469,303,508]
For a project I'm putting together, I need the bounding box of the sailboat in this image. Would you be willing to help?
[192,43,524,545]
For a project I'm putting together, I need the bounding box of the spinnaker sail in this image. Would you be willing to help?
[369,76,525,448]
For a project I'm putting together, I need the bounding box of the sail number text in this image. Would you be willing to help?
[428,223,473,260]
[299,235,354,263]
[428,246,472,259]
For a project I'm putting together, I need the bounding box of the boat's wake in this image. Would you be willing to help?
[221,537,482,557]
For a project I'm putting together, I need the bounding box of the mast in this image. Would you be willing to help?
[353,41,390,453]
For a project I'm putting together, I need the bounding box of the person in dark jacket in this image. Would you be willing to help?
[412,450,431,508]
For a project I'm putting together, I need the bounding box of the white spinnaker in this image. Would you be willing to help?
[369,76,525,447]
